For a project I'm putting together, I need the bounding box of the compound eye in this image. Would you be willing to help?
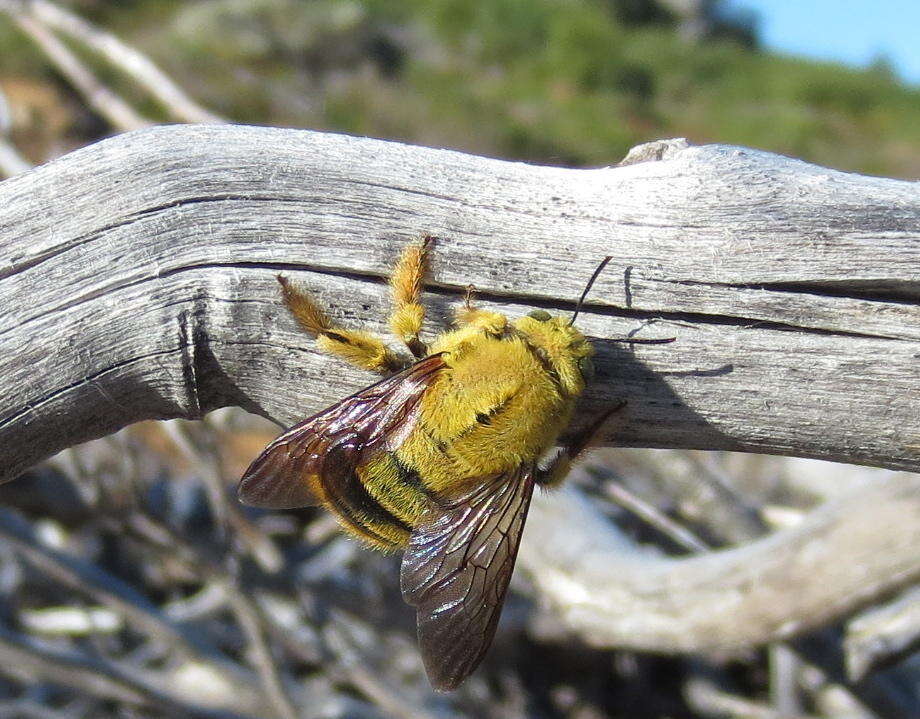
[578,356,595,381]
[527,309,552,322]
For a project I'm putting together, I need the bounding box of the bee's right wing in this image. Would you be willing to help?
[238,353,446,510]
[400,464,536,691]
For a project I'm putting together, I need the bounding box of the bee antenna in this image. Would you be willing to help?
[570,256,612,325]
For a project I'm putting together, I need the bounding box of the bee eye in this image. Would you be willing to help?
[527,310,552,322]
[578,356,595,381]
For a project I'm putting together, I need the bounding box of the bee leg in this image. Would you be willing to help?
[277,275,402,373]
[463,283,476,309]
[389,234,433,358]
[535,401,626,488]
[453,283,509,333]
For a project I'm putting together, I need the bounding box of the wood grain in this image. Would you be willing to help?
[0,124,918,483]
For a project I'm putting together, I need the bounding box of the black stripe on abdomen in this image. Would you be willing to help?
[320,440,411,547]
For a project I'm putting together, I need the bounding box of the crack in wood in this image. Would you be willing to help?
[657,277,920,305]
[0,126,917,479]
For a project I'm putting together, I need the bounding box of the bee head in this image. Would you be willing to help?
[511,256,611,395]
[514,312,594,396]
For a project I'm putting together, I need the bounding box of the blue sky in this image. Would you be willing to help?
[723,0,920,85]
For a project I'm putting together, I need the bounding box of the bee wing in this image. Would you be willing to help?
[400,464,536,691]
[238,354,446,510]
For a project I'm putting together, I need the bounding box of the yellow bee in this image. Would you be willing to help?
[239,236,618,690]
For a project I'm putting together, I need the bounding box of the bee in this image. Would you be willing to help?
[239,236,620,690]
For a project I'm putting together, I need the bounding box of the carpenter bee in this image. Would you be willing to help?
[239,236,618,690]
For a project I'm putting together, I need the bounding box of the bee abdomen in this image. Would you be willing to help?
[318,443,413,549]
[356,453,434,540]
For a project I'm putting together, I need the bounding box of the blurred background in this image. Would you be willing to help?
[2,0,919,177]
[0,1,917,718]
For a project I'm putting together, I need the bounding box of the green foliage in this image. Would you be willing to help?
[367,0,917,175]
[339,0,919,175]
[1,0,917,176]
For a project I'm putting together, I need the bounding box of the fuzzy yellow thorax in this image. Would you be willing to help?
[513,314,593,397]
[393,310,592,493]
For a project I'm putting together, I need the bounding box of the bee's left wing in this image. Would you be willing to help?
[400,464,535,691]
[239,354,446,510]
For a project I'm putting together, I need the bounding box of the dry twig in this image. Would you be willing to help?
[520,473,920,652]
[0,1,151,130]
[19,0,222,123]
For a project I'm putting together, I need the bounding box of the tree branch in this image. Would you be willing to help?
[519,471,920,652]
[0,3,151,131]
[0,125,918,483]
[16,0,223,124]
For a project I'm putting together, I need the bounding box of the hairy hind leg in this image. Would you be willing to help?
[277,275,401,374]
[389,234,433,358]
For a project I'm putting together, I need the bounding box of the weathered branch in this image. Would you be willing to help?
[0,3,151,131]
[0,624,263,718]
[1,0,222,124]
[0,125,918,483]
[519,471,920,652]
[845,586,920,681]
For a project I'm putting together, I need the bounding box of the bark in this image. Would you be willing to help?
[0,125,918,484]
